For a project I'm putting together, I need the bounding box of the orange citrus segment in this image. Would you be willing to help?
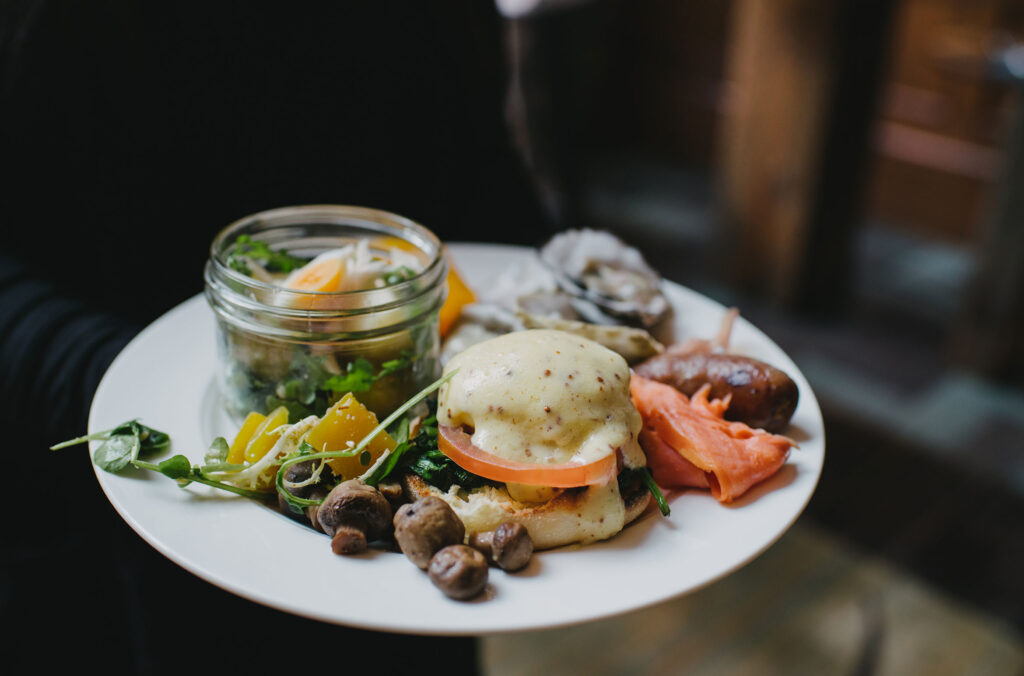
[227,411,266,464]
[244,406,290,463]
[439,255,475,337]
[306,392,397,479]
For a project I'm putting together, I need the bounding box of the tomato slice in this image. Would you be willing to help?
[437,425,617,488]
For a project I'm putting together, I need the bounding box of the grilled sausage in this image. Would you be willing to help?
[634,351,798,433]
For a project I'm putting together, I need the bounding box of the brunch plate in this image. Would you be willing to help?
[89,243,825,635]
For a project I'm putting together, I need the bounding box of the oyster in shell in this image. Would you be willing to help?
[539,229,670,328]
[517,312,664,364]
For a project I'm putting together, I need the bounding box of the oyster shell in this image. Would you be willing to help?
[440,303,525,365]
[539,229,670,328]
[517,312,664,364]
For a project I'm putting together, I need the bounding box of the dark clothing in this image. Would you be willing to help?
[1,2,548,672]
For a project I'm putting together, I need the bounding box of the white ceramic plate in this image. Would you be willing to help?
[89,243,824,635]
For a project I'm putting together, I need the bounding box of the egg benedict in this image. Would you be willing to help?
[402,329,651,549]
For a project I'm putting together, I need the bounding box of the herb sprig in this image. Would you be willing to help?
[638,468,671,516]
[52,423,270,500]
[51,420,169,472]
[225,234,307,276]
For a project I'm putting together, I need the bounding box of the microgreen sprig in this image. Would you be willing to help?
[52,424,271,500]
[51,420,169,472]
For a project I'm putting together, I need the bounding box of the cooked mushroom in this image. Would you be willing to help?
[316,479,392,555]
[280,459,335,498]
[278,486,327,529]
[393,496,466,569]
[468,522,533,572]
[428,545,489,600]
[376,480,406,513]
[277,459,335,527]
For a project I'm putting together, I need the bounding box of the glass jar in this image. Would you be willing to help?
[204,205,447,423]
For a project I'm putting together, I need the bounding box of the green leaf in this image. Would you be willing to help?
[322,358,376,394]
[205,437,230,464]
[378,350,416,378]
[388,417,411,446]
[380,266,417,286]
[225,234,307,276]
[157,455,194,481]
[93,435,141,473]
[363,441,409,487]
[139,426,170,455]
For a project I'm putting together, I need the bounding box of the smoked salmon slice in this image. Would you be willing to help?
[630,375,793,503]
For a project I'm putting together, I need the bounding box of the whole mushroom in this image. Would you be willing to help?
[469,522,534,572]
[277,459,335,528]
[316,479,392,555]
[393,496,466,569]
[428,545,489,600]
[280,459,335,498]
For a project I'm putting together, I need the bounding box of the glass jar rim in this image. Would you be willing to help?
[207,204,446,317]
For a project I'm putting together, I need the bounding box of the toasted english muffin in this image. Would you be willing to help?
[401,472,651,551]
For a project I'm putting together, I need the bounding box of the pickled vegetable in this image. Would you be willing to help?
[306,393,397,479]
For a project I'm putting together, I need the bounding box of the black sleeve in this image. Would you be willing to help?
[0,253,140,446]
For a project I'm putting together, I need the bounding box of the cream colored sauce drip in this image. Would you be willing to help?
[439,329,645,470]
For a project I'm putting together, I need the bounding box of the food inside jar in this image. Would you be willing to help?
[219,326,440,422]
[225,235,423,292]
[215,234,443,422]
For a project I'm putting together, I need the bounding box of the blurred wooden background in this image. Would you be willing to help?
[504,0,1024,380]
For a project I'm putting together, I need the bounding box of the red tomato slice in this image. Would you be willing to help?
[437,425,617,488]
